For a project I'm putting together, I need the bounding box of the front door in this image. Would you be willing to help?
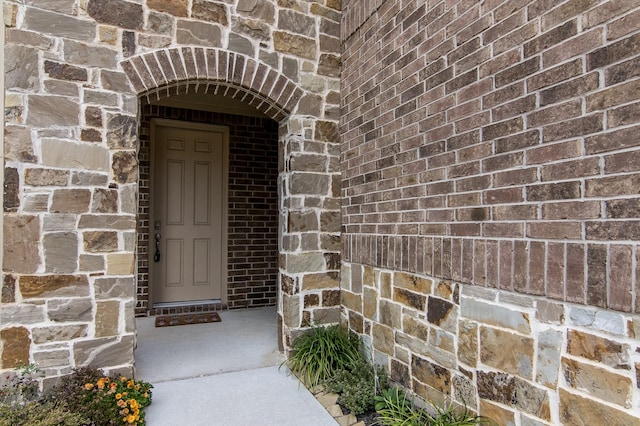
[151,119,229,305]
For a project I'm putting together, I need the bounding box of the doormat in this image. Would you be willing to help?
[154,312,221,328]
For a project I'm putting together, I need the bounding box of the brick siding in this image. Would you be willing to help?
[137,105,278,314]
[341,0,640,314]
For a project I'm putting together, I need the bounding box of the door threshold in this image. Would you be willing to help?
[153,300,221,309]
[149,300,225,317]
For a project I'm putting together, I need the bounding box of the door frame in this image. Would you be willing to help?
[149,118,230,307]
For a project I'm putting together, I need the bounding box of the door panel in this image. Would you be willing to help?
[193,239,210,285]
[165,239,184,287]
[194,162,211,225]
[152,122,228,304]
[166,160,185,225]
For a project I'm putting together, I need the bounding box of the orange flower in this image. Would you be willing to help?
[120,376,128,382]
[126,414,136,423]
[116,393,122,399]
[84,383,94,390]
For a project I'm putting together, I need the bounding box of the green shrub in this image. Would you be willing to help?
[374,387,493,426]
[0,365,89,426]
[283,324,363,387]
[46,366,111,425]
[0,401,87,426]
[325,358,388,415]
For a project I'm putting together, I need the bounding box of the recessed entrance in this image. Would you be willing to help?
[136,99,280,316]
[124,48,342,352]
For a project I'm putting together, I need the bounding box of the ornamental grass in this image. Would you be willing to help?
[282,324,363,387]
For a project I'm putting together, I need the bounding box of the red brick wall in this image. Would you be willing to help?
[137,105,278,313]
[341,0,640,314]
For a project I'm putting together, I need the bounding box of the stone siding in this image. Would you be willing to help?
[2,0,341,379]
[344,263,640,424]
[341,0,640,423]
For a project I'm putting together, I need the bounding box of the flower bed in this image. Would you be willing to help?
[0,365,152,426]
[283,324,494,426]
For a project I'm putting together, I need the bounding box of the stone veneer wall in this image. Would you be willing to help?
[1,0,342,380]
[341,0,640,424]
[0,2,5,329]
[137,105,279,314]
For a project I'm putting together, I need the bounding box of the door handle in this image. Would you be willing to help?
[154,233,161,262]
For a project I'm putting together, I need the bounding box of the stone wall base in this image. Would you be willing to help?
[342,262,640,424]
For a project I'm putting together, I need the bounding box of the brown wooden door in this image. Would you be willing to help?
[152,120,228,304]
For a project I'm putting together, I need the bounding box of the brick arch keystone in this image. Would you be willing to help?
[121,47,304,122]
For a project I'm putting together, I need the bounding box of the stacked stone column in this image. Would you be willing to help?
[278,116,342,349]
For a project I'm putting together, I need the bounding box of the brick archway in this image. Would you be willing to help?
[121,48,341,352]
[121,48,303,121]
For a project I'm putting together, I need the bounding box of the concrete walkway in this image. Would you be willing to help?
[134,306,338,425]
